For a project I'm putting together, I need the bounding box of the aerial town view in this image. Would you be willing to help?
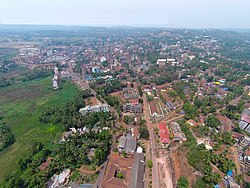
[0,1,250,188]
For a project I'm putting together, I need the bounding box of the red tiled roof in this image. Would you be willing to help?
[186,119,198,126]
[158,122,170,144]
[160,132,170,144]
[39,157,52,171]
[232,131,244,139]
[129,99,139,105]
[159,122,167,132]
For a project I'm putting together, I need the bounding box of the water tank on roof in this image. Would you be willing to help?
[136,147,143,153]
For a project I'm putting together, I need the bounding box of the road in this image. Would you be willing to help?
[66,59,90,90]
[143,94,159,188]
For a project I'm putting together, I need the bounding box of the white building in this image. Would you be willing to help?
[156,59,166,66]
[79,104,110,116]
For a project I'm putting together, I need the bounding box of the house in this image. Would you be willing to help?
[60,131,74,142]
[47,169,71,188]
[79,104,110,116]
[169,122,187,142]
[238,136,250,148]
[156,59,166,66]
[239,109,250,133]
[123,103,143,114]
[216,115,233,132]
[232,131,244,141]
[39,157,52,171]
[118,134,137,154]
[158,122,170,145]
[244,149,250,167]
[186,119,198,127]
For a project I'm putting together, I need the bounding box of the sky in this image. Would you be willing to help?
[0,0,250,28]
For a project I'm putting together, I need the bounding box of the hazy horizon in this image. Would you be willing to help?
[1,0,250,29]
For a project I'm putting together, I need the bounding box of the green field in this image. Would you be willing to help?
[0,77,78,182]
[0,48,19,59]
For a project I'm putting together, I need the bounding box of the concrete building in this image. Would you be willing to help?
[79,104,109,116]
[129,152,145,188]
[156,59,166,66]
[170,122,187,142]
[47,169,71,188]
[239,108,250,133]
[118,134,137,154]
[123,103,143,114]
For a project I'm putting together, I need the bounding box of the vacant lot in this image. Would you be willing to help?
[172,147,197,186]
[0,77,78,182]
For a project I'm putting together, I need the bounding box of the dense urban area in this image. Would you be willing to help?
[0,25,250,188]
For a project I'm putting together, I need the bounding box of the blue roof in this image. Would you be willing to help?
[227,170,233,177]
[214,184,220,188]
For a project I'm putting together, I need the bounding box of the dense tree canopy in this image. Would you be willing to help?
[0,123,15,151]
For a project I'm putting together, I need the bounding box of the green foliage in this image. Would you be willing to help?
[187,144,208,172]
[3,130,111,187]
[139,119,149,140]
[96,80,125,95]
[182,102,197,119]
[39,90,114,131]
[180,124,196,148]
[192,177,207,188]
[177,176,189,188]
[241,77,250,86]
[172,82,186,99]
[193,126,209,138]
[3,142,50,188]
[245,182,250,188]
[0,123,15,151]
[147,160,153,168]
[0,78,78,182]
[221,131,233,145]
[206,115,221,128]
[194,98,203,108]
[123,115,133,125]
[138,85,143,97]
[139,126,149,140]
[116,171,125,179]
[21,68,52,82]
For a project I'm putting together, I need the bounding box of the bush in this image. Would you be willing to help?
[147,160,153,168]
[177,176,189,188]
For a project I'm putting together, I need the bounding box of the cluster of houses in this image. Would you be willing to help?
[156,58,179,67]
[123,99,143,114]
[122,84,143,114]
[158,122,187,147]
[60,126,110,143]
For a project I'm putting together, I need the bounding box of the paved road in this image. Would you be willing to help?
[143,94,159,188]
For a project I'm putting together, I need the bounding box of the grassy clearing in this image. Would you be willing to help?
[0,77,78,182]
[0,48,19,59]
